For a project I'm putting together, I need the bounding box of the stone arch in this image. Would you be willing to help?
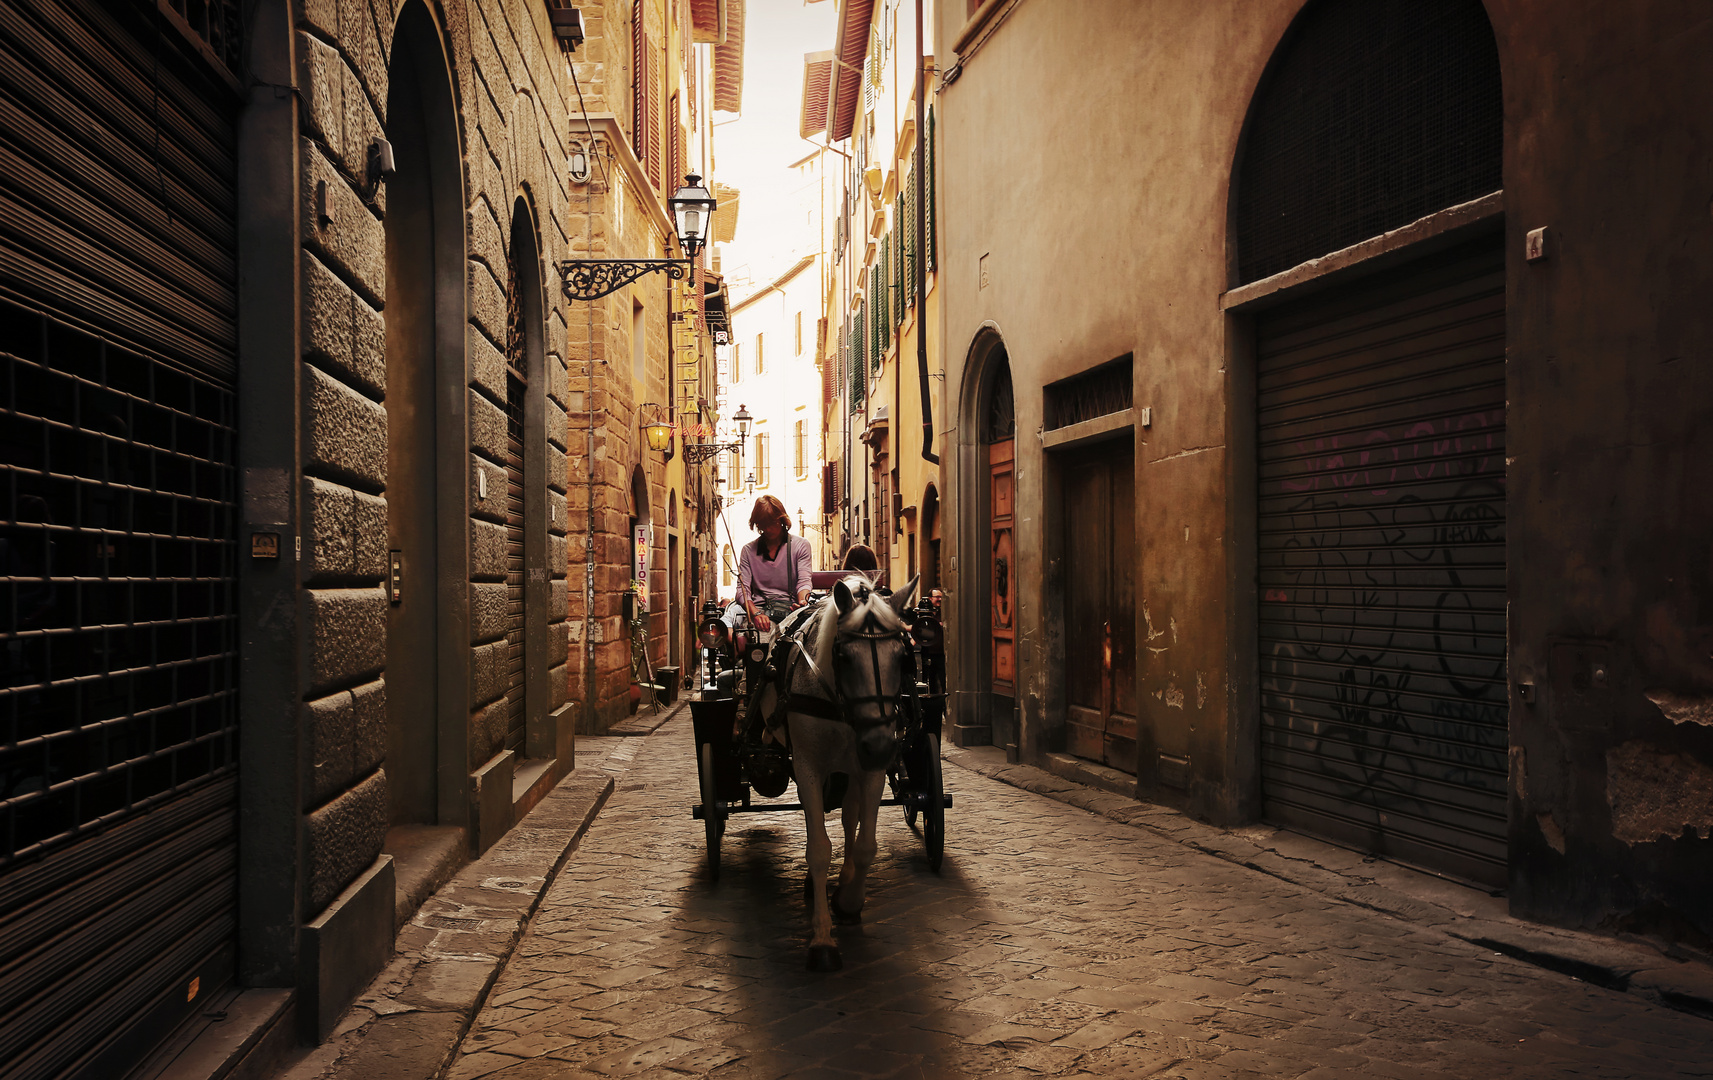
[951,326,1016,750]
[384,0,470,828]
[503,191,552,759]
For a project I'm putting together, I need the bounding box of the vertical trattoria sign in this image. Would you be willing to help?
[634,524,651,611]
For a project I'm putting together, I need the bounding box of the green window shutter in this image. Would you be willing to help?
[904,175,917,305]
[851,307,866,407]
[927,106,937,274]
[870,263,883,366]
[897,198,911,324]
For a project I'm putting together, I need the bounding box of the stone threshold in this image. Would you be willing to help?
[942,742,1713,1024]
[265,705,688,1080]
[146,988,296,1080]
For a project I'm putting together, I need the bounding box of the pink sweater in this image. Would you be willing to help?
[736,534,813,609]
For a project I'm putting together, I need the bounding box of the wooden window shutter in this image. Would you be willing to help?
[903,175,915,306]
[927,107,938,274]
[668,92,681,192]
[646,42,661,189]
[631,3,644,147]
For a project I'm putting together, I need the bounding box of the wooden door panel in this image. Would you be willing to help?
[990,440,1016,696]
[1066,704,1105,762]
[1059,445,1137,774]
[1110,452,1137,723]
[1064,461,1105,711]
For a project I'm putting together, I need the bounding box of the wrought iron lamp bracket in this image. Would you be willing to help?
[682,441,742,464]
[558,258,690,301]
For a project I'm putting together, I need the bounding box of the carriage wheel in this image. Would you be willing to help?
[899,760,920,828]
[923,733,945,872]
[700,742,724,881]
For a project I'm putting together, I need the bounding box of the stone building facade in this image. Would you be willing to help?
[0,0,731,1071]
[934,0,1713,946]
[809,0,945,588]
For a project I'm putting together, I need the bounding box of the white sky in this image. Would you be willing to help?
[712,0,837,298]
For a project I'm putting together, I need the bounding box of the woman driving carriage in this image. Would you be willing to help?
[735,496,813,633]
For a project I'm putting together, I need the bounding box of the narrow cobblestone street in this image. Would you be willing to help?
[443,714,1712,1080]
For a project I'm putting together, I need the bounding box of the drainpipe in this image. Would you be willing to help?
[915,0,938,467]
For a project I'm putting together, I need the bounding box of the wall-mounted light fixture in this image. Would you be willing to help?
[549,5,584,49]
[640,402,674,453]
[568,138,591,184]
[682,403,750,464]
[557,175,716,300]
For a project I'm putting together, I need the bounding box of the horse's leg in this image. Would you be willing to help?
[834,770,886,919]
[791,719,841,972]
[830,794,863,923]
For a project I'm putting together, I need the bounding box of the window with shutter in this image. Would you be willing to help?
[795,421,805,476]
[756,432,771,487]
[668,91,681,191]
[903,174,916,306]
[927,107,938,274]
[646,43,661,188]
[894,193,907,317]
[851,307,867,407]
[631,4,643,147]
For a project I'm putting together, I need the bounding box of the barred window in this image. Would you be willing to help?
[1235,0,1501,284]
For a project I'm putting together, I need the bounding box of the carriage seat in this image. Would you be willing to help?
[808,569,884,591]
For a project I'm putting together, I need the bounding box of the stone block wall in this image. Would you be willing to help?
[295,0,394,922]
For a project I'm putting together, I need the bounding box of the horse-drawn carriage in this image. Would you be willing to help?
[687,572,951,970]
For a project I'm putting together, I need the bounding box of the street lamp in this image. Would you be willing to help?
[682,403,751,464]
[557,174,718,301]
[640,403,674,453]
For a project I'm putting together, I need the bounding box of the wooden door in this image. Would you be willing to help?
[1063,448,1137,773]
[989,440,1016,696]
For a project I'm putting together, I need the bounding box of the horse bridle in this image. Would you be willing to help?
[782,588,920,735]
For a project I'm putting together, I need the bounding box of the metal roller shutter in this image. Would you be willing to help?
[0,0,240,1074]
[1256,239,1507,887]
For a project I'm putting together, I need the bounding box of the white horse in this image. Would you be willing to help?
[755,574,918,971]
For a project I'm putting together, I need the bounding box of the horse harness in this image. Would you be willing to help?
[767,591,918,732]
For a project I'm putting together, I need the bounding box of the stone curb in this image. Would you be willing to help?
[942,743,1713,1024]
[275,705,685,1080]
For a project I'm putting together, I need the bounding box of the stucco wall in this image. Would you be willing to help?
[937,0,1293,820]
[1497,0,1713,940]
[937,0,1713,941]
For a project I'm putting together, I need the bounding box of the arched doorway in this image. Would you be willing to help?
[1236,0,1506,885]
[504,195,550,759]
[920,483,941,595]
[956,332,1016,750]
[385,0,465,825]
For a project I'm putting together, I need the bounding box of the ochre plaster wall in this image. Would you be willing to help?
[937,0,1713,940]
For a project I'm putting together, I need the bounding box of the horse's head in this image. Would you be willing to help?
[827,574,920,770]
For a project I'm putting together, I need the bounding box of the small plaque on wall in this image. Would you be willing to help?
[251,532,280,559]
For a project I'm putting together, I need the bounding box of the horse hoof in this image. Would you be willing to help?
[806,945,843,972]
[828,884,863,925]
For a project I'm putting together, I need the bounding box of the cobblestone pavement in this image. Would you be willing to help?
[446,713,1712,1079]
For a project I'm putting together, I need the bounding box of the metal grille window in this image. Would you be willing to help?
[0,302,238,867]
[161,0,243,74]
[1044,355,1134,431]
[1235,0,1501,285]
